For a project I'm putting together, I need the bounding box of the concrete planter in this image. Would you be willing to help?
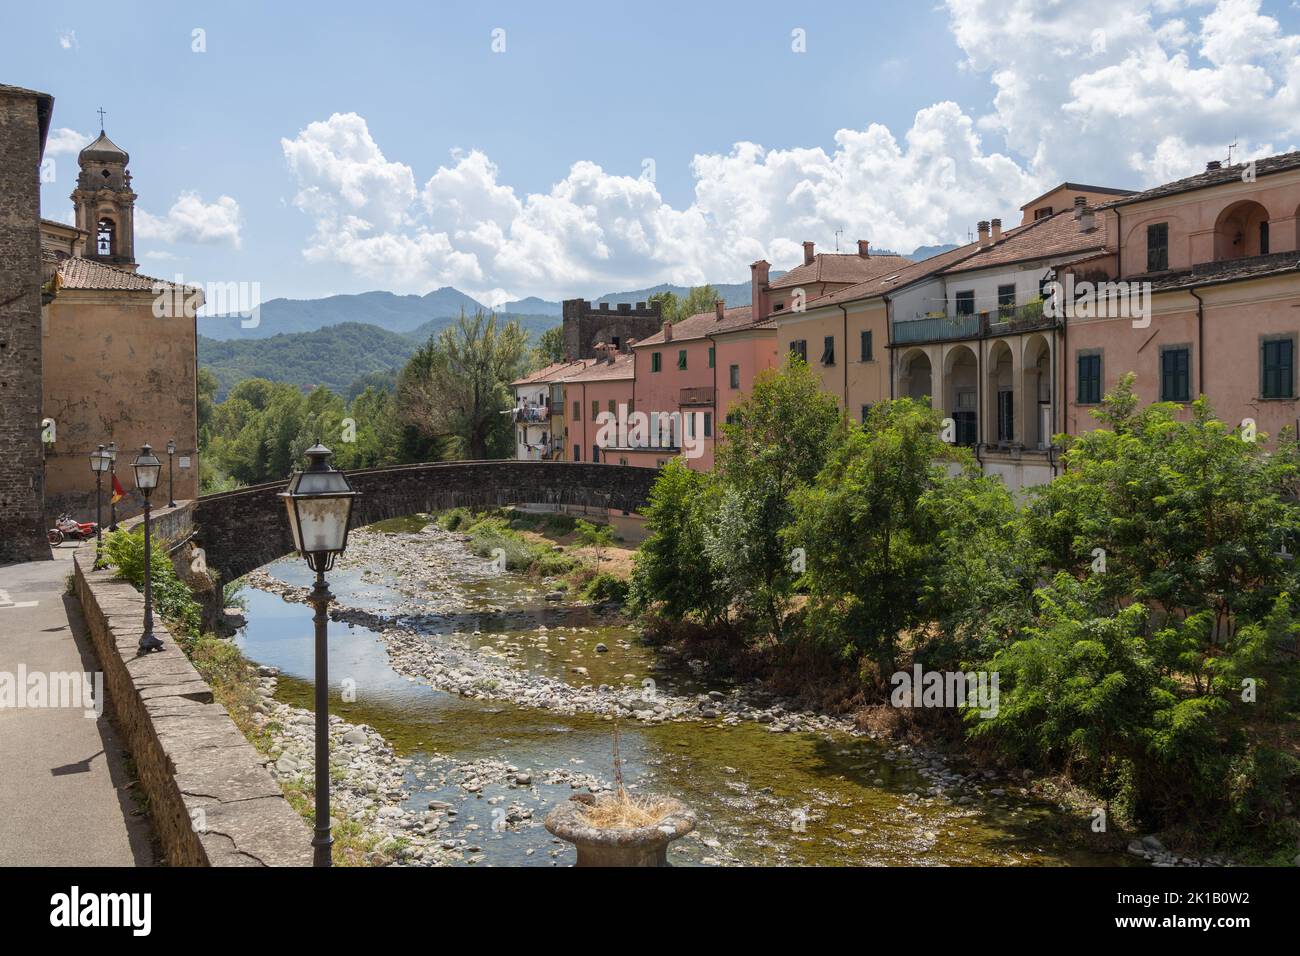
[545,796,696,867]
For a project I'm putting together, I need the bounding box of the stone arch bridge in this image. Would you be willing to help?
[193,460,658,581]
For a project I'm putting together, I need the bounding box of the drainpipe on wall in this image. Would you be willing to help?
[1190,286,1205,398]
[1061,302,1069,441]
[1050,323,1059,477]
[838,304,850,411]
[885,295,895,400]
[708,333,719,458]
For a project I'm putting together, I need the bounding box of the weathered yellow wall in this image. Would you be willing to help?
[42,289,199,521]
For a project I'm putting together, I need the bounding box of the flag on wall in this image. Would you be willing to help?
[111,474,126,504]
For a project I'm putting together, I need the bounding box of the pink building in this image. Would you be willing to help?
[1065,151,1300,445]
[564,346,635,464]
[626,301,778,471]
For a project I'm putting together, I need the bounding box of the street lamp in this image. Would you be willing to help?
[89,444,110,565]
[131,445,164,654]
[166,439,177,508]
[106,442,119,531]
[278,443,358,867]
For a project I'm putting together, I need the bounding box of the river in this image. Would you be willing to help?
[233,515,1131,867]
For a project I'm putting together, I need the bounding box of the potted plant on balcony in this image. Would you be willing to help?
[545,722,696,866]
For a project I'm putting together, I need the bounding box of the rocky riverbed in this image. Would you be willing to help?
[234,518,1222,867]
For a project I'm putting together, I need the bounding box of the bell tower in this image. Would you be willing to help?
[71,123,137,271]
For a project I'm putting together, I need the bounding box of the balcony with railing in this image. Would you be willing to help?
[893,299,1055,345]
[892,311,980,344]
[984,298,1053,336]
[514,405,550,424]
[679,386,715,406]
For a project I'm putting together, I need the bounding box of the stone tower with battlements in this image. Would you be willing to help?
[561,298,662,360]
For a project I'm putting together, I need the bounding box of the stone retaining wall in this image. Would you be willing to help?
[74,504,311,866]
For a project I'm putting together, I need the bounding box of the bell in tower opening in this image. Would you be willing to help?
[72,126,137,271]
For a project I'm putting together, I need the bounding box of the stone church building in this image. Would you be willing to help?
[0,83,201,562]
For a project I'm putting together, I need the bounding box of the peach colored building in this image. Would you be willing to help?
[758,240,915,407]
[40,131,204,521]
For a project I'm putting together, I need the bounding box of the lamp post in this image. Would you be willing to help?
[131,445,164,654]
[90,444,110,565]
[166,439,177,508]
[279,443,358,867]
[106,442,119,531]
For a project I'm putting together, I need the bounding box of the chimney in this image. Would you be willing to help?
[750,259,771,320]
[1207,160,1222,171]
[715,299,725,320]
[857,239,870,258]
[990,219,1002,241]
[1073,196,1087,218]
[977,221,990,246]
[1077,204,1096,233]
[662,320,673,342]
[803,241,815,266]
[625,338,637,352]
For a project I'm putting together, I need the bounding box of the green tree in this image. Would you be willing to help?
[529,325,566,369]
[574,518,615,566]
[1026,374,1300,641]
[710,356,845,636]
[648,285,723,323]
[628,459,727,624]
[787,397,960,674]
[398,310,527,459]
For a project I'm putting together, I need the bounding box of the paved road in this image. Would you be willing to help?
[0,545,155,866]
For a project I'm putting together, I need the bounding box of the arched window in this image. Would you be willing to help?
[96,217,116,257]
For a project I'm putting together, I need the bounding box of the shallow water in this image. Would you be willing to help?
[235,518,1131,867]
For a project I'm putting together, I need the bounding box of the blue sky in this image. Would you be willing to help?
[5,0,1300,305]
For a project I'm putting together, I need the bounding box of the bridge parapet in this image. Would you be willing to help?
[194,460,658,581]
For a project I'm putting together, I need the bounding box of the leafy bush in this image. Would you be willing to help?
[583,572,629,604]
[102,527,202,642]
[438,507,473,532]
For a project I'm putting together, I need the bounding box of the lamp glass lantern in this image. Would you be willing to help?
[132,445,163,492]
[90,445,111,473]
[105,442,117,463]
[279,444,357,571]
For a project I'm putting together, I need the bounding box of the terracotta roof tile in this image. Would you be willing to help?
[1098,151,1300,209]
[769,252,913,290]
[939,210,1107,274]
[631,305,758,347]
[510,359,593,387]
[56,257,195,293]
[806,242,985,309]
[1144,251,1300,293]
[564,352,635,382]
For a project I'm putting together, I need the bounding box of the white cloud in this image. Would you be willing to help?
[281,0,1300,300]
[282,109,1039,301]
[45,128,90,155]
[58,30,77,50]
[945,0,1300,183]
[136,192,243,248]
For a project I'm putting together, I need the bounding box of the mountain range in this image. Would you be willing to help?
[200,243,956,343]
[199,244,959,397]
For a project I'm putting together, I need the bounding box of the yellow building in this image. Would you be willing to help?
[40,130,203,521]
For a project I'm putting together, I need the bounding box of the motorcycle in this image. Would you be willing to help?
[47,513,99,546]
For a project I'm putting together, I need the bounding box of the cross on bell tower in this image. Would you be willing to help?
[71,122,137,271]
